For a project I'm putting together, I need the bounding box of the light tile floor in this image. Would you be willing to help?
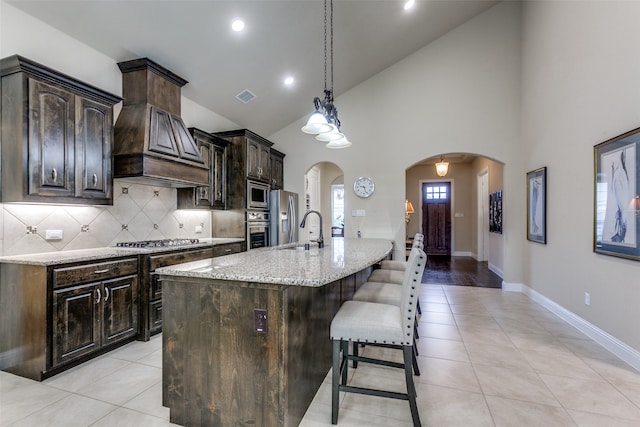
[2,284,640,426]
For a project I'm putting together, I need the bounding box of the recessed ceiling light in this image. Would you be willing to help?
[284,76,295,86]
[404,0,415,11]
[231,19,245,32]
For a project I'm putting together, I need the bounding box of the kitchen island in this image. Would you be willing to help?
[156,238,393,427]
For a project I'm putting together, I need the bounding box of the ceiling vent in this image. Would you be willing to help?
[235,89,256,104]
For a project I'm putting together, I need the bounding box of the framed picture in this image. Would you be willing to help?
[594,127,640,261]
[489,191,502,234]
[527,167,547,244]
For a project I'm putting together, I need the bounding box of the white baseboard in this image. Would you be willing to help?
[452,251,473,257]
[503,282,640,372]
[488,263,503,278]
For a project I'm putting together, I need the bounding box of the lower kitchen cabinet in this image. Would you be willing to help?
[139,242,245,341]
[0,256,139,381]
[53,274,138,366]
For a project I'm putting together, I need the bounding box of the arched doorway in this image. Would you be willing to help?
[303,162,344,244]
[405,153,504,277]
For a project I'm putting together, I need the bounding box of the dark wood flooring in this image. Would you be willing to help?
[423,256,502,288]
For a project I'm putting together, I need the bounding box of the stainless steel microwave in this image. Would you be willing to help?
[247,180,270,210]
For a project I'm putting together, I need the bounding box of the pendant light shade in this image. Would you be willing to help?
[315,126,343,142]
[301,111,332,134]
[435,157,449,177]
[325,136,352,149]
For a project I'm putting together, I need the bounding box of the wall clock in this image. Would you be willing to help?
[353,176,375,198]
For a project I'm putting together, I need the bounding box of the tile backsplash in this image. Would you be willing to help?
[0,181,212,256]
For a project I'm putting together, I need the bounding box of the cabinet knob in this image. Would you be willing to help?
[51,168,57,182]
[92,173,98,186]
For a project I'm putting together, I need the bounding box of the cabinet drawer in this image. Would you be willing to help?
[213,243,243,257]
[53,258,138,288]
[148,248,213,271]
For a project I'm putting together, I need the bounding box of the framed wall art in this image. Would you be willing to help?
[489,191,502,234]
[594,127,640,261]
[527,167,547,244]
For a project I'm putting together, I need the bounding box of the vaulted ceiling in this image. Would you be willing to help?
[7,0,498,136]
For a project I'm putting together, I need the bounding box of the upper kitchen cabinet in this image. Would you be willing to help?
[177,128,228,210]
[0,55,121,205]
[270,149,285,190]
[214,129,275,209]
[247,136,271,183]
[216,129,273,184]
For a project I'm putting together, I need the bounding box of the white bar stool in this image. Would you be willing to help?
[330,248,426,427]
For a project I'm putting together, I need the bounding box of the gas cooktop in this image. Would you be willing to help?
[115,238,200,248]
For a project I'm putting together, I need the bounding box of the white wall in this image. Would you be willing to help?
[521,0,640,352]
[272,2,522,278]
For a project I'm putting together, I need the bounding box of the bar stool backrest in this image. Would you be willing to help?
[399,247,426,345]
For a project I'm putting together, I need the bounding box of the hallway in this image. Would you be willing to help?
[424,256,502,288]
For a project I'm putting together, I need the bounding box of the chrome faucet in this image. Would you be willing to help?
[300,210,324,248]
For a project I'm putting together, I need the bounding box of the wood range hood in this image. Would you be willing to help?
[113,58,208,187]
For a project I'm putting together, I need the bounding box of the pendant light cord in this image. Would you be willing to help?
[330,0,334,102]
[323,0,328,92]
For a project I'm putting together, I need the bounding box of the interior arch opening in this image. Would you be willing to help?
[303,162,344,245]
[406,153,505,280]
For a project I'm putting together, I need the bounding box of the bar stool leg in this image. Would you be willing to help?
[403,345,421,427]
[341,340,349,385]
[332,339,341,424]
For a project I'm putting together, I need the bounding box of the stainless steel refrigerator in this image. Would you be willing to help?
[270,190,299,246]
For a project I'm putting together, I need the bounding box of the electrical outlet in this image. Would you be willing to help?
[584,292,590,306]
[254,309,267,333]
[45,229,63,240]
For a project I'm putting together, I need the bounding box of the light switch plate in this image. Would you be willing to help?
[45,229,63,240]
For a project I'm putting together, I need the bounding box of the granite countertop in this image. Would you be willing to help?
[156,238,393,287]
[0,238,245,266]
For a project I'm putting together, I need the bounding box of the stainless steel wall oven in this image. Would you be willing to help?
[247,210,270,249]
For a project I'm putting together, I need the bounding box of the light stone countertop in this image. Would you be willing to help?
[0,238,245,266]
[156,238,393,287]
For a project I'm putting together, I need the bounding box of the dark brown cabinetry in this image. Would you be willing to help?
[0,256,138,381]
[52,258,138,367]
[0,55,121,205]
[177,128,228,210]
[138,242,245,340]
[270,148,285,190]
[247,136,272,183]
[214,129,278,210]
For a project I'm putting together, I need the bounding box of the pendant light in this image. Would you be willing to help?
[435,156,449,176]
[301,0,352,148]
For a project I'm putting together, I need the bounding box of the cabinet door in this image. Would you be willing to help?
[246,138,261,179]
[259,144,271,183]
[270,153,284,190]
[53,282,100,366]
[102,275,138,346]
[211,143,226,209]
[28,79,75,197]
[75,97,112,200]
[195,142,212,207]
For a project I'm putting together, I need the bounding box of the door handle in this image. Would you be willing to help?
[92,173,98,186]
[104,288,109,302]
[95,288,101,304]
[51,168,57,182]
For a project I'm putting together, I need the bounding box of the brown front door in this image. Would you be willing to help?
[422,182,451,256]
